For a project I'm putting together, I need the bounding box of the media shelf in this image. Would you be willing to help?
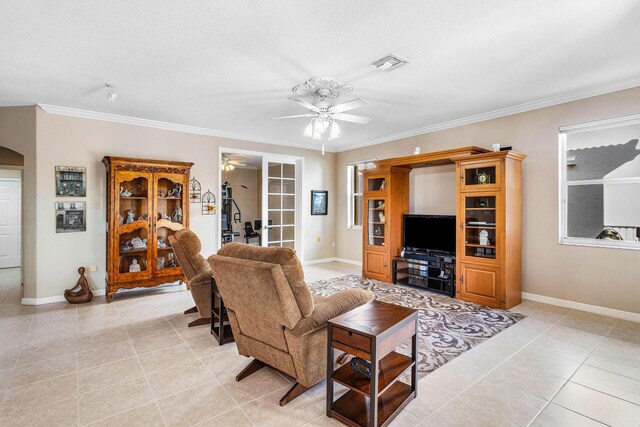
[392,254,455,297]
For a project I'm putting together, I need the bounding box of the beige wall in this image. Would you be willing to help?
[23,107,336,299]
[337,87,640,314]
[0,106,36,297]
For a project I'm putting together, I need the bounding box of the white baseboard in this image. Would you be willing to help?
[335,258,362,267]
[20,284,192,306]
[301,257,338,266]
[302,257,362,267]
[522,292,640,322]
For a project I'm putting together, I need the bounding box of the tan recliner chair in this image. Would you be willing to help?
[168,229,213,327]
[208,243,372,406]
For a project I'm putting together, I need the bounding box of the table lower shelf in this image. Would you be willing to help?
[332,351,413,397]
[331,381,414,427]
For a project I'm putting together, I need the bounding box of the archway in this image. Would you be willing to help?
[0,146,24,301]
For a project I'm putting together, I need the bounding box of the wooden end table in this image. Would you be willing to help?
[327,300,418,427]
[210,277,234,345]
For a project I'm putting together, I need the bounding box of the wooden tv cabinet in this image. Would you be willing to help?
[360,147,525,310]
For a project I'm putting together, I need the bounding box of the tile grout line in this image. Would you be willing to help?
[157,289,257,427]
[417,309,567,424]
[525,317,620,427]
[114,294,169,427]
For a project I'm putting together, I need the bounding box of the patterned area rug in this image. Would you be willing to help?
[308,274,525,378]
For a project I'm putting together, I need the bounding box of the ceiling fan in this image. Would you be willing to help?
[272,77,371,152]
[221,154,247,171]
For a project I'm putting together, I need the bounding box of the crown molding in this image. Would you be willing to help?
[38,76,640,155]
[333,77,640,152]
[36,104,330,152]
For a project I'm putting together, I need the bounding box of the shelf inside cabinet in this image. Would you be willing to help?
[465,243,496,248]
[331,381,413,427]
[332,351,413,397]
[119,248,147,254]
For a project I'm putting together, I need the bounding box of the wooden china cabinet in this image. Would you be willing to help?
[455,151,525,309]
[361,168,410,282]
[102,157,193,302]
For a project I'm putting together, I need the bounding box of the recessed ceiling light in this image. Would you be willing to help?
[370,53,409,72]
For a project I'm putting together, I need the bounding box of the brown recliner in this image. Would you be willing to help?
[208,242,373,406]
[168,229,213,327]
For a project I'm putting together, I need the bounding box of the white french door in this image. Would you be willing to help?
[262,158,298,249]
[0,179,21,268]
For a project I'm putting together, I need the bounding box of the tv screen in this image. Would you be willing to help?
[403,214,456,254]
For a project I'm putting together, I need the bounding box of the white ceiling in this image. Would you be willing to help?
[1,1,640,152]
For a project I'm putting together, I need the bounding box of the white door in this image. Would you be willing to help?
[262,159,297,249]
[0,179,21,268]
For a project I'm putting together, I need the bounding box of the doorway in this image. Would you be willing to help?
[218,148,303,257]
[0,146,24,302]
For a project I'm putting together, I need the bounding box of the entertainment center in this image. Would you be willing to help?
[361,147,525,309]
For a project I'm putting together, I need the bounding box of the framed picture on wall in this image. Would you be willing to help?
[55,166,86,197]
[311,190,328,215]
[55,202,86,233]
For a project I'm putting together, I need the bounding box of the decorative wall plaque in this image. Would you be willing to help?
[202,190,216,215]
[55,201,86,233]
[55,166,86,197]
[190,177,201,203]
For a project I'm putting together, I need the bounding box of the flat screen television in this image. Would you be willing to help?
[402,214,456,255]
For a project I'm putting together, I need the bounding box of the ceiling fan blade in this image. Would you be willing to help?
[272,114,316,120]
[228,160,247,166]
[332,113,371,124]
[328,98,368,114]
[290,98,321,113]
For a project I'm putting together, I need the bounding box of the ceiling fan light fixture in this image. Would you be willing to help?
[303,121,313,138]
[329,121,341,140]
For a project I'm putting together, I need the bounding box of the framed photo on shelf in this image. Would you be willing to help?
[311,190,328,215]
[55,166,86,197]
[55,202,86,233]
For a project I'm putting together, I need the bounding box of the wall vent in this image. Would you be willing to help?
[370,53,409,72]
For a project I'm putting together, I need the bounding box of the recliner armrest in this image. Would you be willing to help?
[189,271,212,286]
[289,289,373,336]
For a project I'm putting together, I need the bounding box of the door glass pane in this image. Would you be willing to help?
[268,163,281,178]
[464,195,496,259]
[282,179,295,195]
[268,195,281,209]
[283,195,295,209]
[156,226,180,271]
[282,241,294,249]
[367,199,385,246]
[118,228,149,273]
[268,210,281,226]
[282,226,294,241]
[282,211,294,225]
[268,179,281,193]
[464,166,496,186]
[367,177,386,192]
[269,226,281,242]
[283,164,295,179]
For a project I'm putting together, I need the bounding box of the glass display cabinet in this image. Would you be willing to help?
[103,157,192,302]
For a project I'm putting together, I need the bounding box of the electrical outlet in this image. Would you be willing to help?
[332,241,336,248]
[85,265,98,272]
[316,236,321,243]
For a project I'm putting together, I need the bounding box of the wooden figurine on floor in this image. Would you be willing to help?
[64,267,93,304]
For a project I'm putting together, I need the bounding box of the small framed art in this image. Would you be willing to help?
[311,190,328,215]
[55,166,86,197]
[55,202,86,233]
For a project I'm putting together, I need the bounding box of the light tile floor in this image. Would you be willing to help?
[0,264,639,426]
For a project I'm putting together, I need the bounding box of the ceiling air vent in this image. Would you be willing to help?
[370,53,409,72]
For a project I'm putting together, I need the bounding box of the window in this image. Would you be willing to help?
[347,164,363,229]
[559,113,640,250]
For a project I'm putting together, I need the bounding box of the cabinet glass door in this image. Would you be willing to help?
[462,194,498,261]
[460,161,500,191]
[116,171,152,281]
[154,173,186,276]
[365,175,387,193]
[366,198,387,247]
